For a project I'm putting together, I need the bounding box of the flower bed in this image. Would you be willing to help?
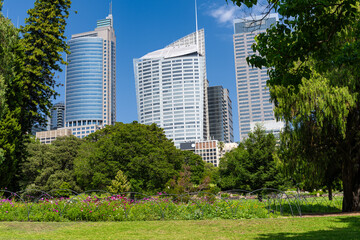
[0,193,283,222]
[0,189,343,221]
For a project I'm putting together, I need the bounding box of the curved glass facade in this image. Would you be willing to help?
[66,37,103,123]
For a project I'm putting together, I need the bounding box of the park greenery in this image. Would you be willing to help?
[0,0,360,220]
[219,125,290,191]
[227,0,360,211]
[20,122,214,194]
[17,123,288,196]
[0,189,344,222]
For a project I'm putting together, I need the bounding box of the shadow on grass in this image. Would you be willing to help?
[256,216,360,240]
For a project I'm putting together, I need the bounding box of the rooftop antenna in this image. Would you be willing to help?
[107,1,113,27]
[109,1,112,15]
[195,0,199,56]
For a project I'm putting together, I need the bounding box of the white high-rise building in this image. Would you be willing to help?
[233,14,283,141]
[134,30,209,147]
[65,14,116,138]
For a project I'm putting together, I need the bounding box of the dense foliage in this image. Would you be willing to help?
[219,125,289,190]
[227,0,360,211]
[20,136,83,191]
[0,1,24,190]
[18,123,209,194]
[0,0,71,190]
[74,122,209,193]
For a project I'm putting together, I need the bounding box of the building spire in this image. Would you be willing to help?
[195,0,199,56]
[109,1,113,15]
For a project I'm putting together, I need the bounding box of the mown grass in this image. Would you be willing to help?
[0,215,359,239]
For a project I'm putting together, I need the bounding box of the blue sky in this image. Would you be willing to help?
[2,0,267,142]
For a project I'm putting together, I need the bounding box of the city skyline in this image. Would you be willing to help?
[2,0,274,142]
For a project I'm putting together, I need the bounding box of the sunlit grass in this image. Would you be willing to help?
[0,216,359,240]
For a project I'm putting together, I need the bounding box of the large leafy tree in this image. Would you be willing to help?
[20,136,83,191]
[219,125,289,191]
[74,122,193,193]
[227,0,360,211]
[0,0,71,189]
[0,1,24,189]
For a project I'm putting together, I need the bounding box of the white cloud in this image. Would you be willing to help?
[209,5,239,25]
[206,1,273,27]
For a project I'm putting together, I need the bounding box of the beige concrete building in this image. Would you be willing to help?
[36,129,72,144]
[195,140,220,167]
[181,140,238,167]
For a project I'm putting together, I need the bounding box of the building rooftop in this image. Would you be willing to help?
[140,45,199,59]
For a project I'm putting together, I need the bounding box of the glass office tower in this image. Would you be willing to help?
[50,102,65,130]
[65,14,116,138]
[233,14,283,141]
[208,86,234,143]
[134,30,209,148]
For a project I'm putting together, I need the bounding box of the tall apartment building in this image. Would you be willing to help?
[208,86,234,143]
[134,29,209,147]
[233,14,283,141]
[65,14,116,138]
[50,102,65,130]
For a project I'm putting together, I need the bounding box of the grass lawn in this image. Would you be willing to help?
[0,216,359,240]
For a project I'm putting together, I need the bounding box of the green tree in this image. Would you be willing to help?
[20,136,83,191]
[182,150,205,184]
[274,71,345,199]
[107,170,131,194]
[0,0,71,190]
[16,0,71,133]
[219,125,289,191]
[74,122,186,193]
[227,0,360,211]
[0,3,24,189]
[204,162,220,185]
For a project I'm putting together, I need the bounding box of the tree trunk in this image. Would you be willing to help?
[341,109,360,212]
[342,156,360,212]
[328,185,333,201]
